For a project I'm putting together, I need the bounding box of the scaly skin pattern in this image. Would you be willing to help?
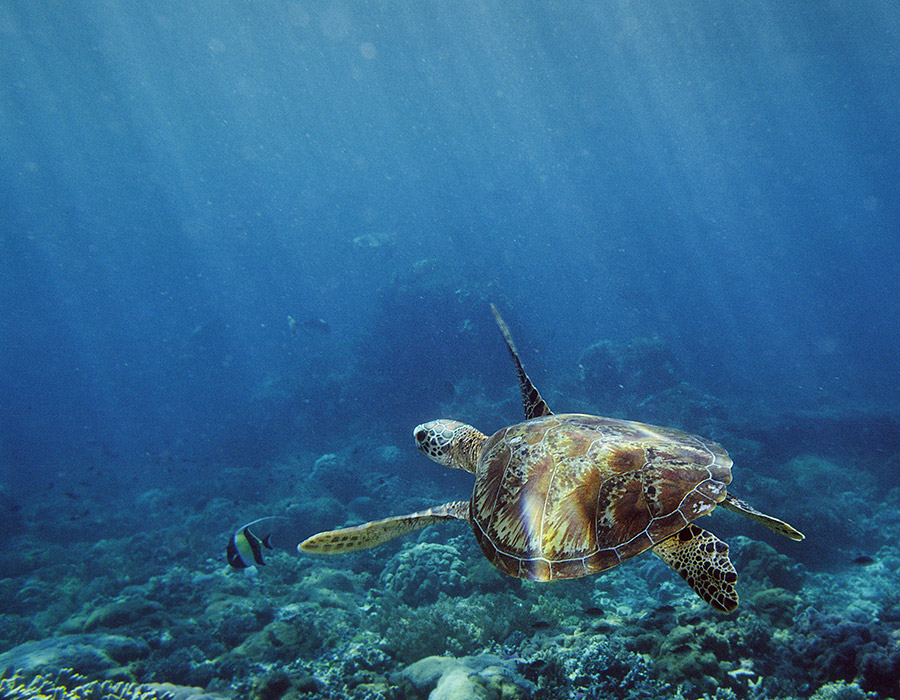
[470,413,732,582]
[414,419,486,474]
[298,500,470,553]
[653,523,739,613]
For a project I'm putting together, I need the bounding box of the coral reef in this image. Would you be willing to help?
[0,669,225,699]
[3,324,899,699]
[809,681,870,700]
[3,448,898,700]
[379,543,471,604]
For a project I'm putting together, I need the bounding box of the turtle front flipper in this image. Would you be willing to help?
[721,492,805,541]
[652,524,739,613]
[298,501,470,554]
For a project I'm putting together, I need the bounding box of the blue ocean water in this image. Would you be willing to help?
[1,3,899,698]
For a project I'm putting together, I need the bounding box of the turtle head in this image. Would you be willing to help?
[413,419,486,474]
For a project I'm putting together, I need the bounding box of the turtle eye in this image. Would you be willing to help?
[414,428,426,444]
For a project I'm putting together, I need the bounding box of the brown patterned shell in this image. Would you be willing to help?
[470,413,732,582]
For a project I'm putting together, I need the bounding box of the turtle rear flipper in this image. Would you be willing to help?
[491,304,553,420]
[298,501,470,554]
[721,493,805,541]
[653,524,739,613]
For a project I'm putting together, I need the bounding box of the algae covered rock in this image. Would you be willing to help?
[0,633,149,680]
[230,618,322,665]
[400,655,459,692]
[286,496,347,540]
[790,610,890,692]
[431,668,488,700]
[730,536,805,591]
[144,684,231,700]
[379,542,470,604]
[302,567,359,595]
[310,453,356,495]
[775,454,876,563]
[203,596,273,648]
[750,587,800,626]
[371,590,531,664]
[809,680,869,700]
[251,669,292,700]
[858,642,900,698]
[654,624,729,694]
[83,596,168,632]
[400,654,533,700]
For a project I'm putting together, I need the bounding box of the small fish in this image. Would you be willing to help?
[530,620,551,630]
[583,606,605,617]
[227,517,285,569]
[852,555,875,566]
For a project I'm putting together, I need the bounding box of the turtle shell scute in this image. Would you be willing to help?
[469,413,732,581]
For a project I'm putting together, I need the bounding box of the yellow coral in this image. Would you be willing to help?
[0,669,174,699]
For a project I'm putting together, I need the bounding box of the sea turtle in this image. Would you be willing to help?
[299,305,803,612]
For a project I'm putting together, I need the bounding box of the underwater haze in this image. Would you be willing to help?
[2,2,900,699]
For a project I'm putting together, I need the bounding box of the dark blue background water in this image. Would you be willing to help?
[2,2,899,490]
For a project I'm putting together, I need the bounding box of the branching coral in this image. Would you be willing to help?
[0,669,174,700]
